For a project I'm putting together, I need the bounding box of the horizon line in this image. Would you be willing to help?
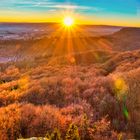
[0,21,140,28]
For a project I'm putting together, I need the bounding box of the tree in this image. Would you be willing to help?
[65,124,80,140]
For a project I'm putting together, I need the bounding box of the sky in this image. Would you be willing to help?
[0,0,140,27]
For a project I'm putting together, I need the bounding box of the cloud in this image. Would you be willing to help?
[35,4,92,10]
[0,0,101,15]
[0,0,97,11]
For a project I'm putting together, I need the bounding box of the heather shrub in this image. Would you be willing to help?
[82,77,113,110]
[121,68,140,137]
[65,124,80,140]
[0,62,139,139]
[20,104,70,137]
[20,84,47,104]
[88,117,121,140]
[50,128,62,140]
[106,68,140,138]
[0,65,20,82]
[61,100,92,118]
[0,104,21,140]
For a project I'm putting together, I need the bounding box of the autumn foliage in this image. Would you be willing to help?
[0,49,140,139]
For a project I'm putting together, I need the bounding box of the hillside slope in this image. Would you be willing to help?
[105,27,140,51]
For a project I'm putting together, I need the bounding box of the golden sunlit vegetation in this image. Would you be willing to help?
[0,26,140,140]
[0,49,140,139]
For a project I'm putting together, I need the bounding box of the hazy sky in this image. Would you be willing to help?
[0,0,140,26]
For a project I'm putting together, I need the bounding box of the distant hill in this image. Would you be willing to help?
[0,26,140,64]
[102,50,140,74]
[105,27,140,51]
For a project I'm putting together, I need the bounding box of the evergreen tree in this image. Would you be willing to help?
[65,124,80,140]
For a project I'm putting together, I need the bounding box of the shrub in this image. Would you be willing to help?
[50,128,62,140]
[0,104,21,140]
[65,124,80,140]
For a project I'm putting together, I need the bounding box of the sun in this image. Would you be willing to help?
[63,16,74,27]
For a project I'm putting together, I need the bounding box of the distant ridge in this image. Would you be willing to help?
[113,27,140,36]
[105,27,140,51]
[0,22,131,28]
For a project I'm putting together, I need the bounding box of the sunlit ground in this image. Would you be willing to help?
[44,16,113,65]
